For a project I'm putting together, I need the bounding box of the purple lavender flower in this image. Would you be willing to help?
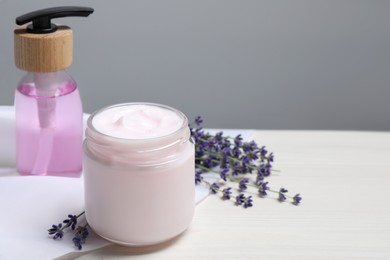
[195,171,203,184]
[82,227,89,239]
[193,128,204,141]
[293,194,302,205]
[258,163,271,177]
[63,214,78,230]
[72,236,82,250]
[206,138,217,150]
[267,152,274,162]
[234,134,243,146]
[48,223,64,239]
[241,155,251,164]
[203,156,218,168]
[239,178,250,191]
[210,183,220,194]
[243,196,253,208]
[258,182,269,197]
[235,193,246,205]
[214,131,224,141]
[222,147,231,157]
[220,168,229,181]
[241,161,253,174]
[195,116,203,126]
[235,194,253,208]
[48,224,60,235]
[220,158,229,172]
[242,143,250,153]
[72,226,89,250]
[241,156,252,174]
[278,188,288,202]
[248,140,259,150]
[262,163,272,177]
[222,187,232,199]
[260,146,268,157]
[247,150,259,160]
[231,161,242,176]
[256,173,264,185]
[232,146,241,158]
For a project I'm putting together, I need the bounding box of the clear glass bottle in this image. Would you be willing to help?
[13,6,94,176]
[15,71,83,176]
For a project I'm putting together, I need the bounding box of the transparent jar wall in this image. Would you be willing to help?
[15,70,83,176]
[83,103,195,246]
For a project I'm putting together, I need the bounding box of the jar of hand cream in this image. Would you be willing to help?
[83,103,195,246]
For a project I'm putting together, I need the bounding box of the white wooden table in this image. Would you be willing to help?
[57,130,390,260]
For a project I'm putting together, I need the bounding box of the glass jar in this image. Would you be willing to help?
[83,103,195,246]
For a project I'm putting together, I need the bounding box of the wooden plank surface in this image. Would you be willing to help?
[62,131,390,260]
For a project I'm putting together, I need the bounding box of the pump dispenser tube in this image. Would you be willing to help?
[31,73,57,174]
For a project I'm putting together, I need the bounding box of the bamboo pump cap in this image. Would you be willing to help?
[14,6,94,73]
[15,25,73,73]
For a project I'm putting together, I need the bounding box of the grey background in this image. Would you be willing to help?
[1,0,389,130]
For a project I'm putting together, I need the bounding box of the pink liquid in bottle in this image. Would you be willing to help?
[15,72,83,177]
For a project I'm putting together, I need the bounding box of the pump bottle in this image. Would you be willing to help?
[14,6,94,176]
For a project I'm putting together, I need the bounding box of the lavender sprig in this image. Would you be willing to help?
[191,116,302,206]
[205,180,253,208]
[48,211,89,250]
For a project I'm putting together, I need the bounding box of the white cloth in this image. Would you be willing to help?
[0,106,252,259]
[0,106,15,167]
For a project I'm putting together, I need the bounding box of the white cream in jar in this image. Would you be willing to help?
[92,104,184,139]
[83,103,195,246]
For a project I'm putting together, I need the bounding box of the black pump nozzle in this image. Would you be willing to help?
[16,6,94,34]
